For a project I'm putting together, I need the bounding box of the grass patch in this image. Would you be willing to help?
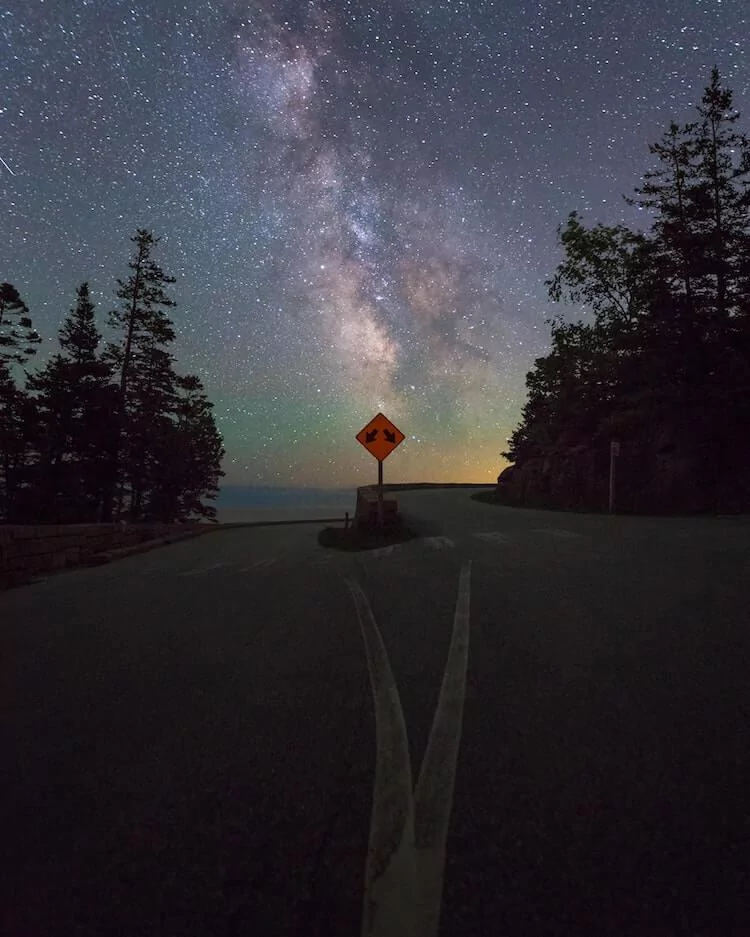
[318,522,418,552]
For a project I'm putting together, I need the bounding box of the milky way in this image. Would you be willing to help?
[1,0,748,485]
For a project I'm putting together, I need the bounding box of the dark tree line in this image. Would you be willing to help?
[499,68,750,514]
[0,230,224,524]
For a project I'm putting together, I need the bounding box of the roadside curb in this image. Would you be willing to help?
[206,517,345,530]
[86,526,213,565]
[3,519,346,590]
[87,518,349,565]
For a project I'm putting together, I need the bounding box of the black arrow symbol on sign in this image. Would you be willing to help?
[366,429,378,443]
[384,429,396,444]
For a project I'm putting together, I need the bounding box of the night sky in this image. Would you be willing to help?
[2,1,748,487]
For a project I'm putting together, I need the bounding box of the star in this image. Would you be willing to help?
[1,0,746,486]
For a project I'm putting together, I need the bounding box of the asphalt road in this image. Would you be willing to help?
[2,489,749,936]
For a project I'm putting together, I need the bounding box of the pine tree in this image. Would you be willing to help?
[685,69,750,507]
[122,343,180,520]
[59,282,102,369]
[0,282,41,369]
[23,355,74,522]
[145,374,225,523]
[502,317,613,463]
[108,231,176,397]
[0,363,38,522]
[627,122,700,311]
[0,283,40,521]
[0,363,19,521]
[693,67,750,323]
[504,69,750,513]
[103,230,178,520]
[629,69,750,354]
[24,284,115,522]
[171,374,224,522]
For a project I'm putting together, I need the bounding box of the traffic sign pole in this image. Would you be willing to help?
[355,412,405,533]
[609,439,620,513]
[377,459,384,531]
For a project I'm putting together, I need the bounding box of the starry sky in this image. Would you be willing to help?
[2,0,748,488]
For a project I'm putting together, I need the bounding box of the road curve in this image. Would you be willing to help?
[2,489,750,935]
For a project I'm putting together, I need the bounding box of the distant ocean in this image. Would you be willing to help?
[211,486,357,524]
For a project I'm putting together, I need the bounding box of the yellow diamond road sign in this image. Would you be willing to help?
[356,412,405,462]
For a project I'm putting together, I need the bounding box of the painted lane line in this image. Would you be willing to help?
[346,579,418,937]
[239,557,278,572]
[530,527,581,539]
[348,561,473,937]
[473,531,509,544]
[413,560,472,937]
[177,562,229,577]
[423,536,454,550]
[369,545,398,559]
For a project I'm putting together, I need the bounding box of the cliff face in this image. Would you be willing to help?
[495,429,750,515]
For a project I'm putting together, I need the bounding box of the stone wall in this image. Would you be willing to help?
[0,522,207,590]
[496,438,750,515]
[355,486,400,528]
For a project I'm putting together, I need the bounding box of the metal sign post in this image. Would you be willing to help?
[356,412,405,532]
[377,459,384,530]
[609,439,620,513]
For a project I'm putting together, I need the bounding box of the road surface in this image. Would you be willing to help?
[2,489,749,935]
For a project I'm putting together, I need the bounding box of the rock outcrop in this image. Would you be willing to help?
[495,428,750,515]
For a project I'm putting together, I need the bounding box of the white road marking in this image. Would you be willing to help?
[531,527,581,539]
[177,562,229,577]
[423,536,454,550]
[474,531,509,545]
[348,561,473,937]
[369,545,398,559]
[347,579,418,937]
[313,552,333,564]
[239,557,278,572]
[413,561,472,937]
